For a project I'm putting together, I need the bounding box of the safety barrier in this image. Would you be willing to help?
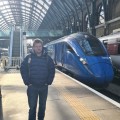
[0,57,21,71]
[10,57,21,68]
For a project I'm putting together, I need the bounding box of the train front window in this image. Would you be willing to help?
[76,35,106,56]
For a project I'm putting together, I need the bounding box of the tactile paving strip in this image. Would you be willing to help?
[53,73,100,120]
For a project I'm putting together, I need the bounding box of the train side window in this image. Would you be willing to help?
[118,44,120,54]
[103,40,108,48]
[66,44,74,53]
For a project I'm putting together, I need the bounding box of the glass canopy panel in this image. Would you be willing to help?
[0,0,53,33]
[38,0,44,5]
[37,4,42,9]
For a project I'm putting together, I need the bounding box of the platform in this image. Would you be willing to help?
[0,70,120,120]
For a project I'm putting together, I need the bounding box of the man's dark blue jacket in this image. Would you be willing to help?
[20,51,55,87]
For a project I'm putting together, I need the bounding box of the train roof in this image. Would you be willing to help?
[0,48,8,51]
[45,32,93,46]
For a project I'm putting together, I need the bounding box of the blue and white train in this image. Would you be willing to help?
[45,32,114,87]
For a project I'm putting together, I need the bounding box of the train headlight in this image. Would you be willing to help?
[109,57,113,64]
[80,58,87,65]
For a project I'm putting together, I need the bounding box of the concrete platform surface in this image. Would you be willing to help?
[0,70,120,120]
[0,72,79,120]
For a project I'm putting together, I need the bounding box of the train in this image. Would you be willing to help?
[99,33,120,77]
[45,32,114,87]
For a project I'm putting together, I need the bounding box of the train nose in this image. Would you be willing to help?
[90,63,114,86]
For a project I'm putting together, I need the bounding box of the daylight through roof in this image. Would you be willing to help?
[0,0,52,33]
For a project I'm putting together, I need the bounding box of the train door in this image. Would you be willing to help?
[55,42,64,66]
[55,42,72,67]
[64,43,79,74]
[61,42,66,66]
[60,42,68,67]
[47,44,55,62]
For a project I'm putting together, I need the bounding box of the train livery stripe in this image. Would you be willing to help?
[53,71,100,120]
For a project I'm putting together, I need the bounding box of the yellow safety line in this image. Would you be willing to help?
[62,93,100,120]
[54,84,100,120]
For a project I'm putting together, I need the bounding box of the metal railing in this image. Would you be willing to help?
[0,57,22,71]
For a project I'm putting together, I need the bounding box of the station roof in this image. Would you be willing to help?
[40,0,86,29]
[0,0,52,32]
[0,0,86,35]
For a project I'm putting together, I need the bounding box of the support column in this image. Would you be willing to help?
[23,32,27,58]
[9,25,14,67]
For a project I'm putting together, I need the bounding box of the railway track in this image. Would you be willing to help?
[97,75,120,103]
[98,83,120,103]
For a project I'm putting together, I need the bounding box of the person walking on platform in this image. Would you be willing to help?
[20,39,55,120]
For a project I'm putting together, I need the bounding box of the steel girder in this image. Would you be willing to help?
[39,0,91,35]
[0,0,52,32]
[0,0,96,35]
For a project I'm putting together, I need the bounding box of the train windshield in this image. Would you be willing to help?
[76,35,107,56]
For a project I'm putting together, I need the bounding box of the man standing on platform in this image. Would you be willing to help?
[20,38,55,120]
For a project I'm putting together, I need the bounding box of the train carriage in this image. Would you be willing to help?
[99,33,120,77]
[45,32,114,87]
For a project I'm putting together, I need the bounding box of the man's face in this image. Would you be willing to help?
[33,43,43,54]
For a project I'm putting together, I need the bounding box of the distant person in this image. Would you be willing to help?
[20,38,55,120]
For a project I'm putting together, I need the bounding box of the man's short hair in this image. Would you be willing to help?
[33,38,43,47]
